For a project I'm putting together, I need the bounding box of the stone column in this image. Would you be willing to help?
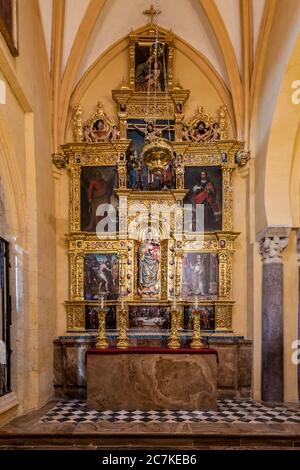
[258,226,290,402]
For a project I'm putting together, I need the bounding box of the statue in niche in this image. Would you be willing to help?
[181,124,191,141]
[83,125,93,143]
[138,236,160,296]
[162,159,175,189]
[127,151,139,189]
[110,125,120,140]
[211,122,220,141]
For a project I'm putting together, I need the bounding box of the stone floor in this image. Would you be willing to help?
[41,398,300,424]
[1,399,300,449]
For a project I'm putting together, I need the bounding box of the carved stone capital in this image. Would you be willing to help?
[235,149,250,167]
[257,226,290,264]
[52,153,68,169]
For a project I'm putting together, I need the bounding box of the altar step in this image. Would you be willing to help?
[0,432,300,450]
[1,398,300,449]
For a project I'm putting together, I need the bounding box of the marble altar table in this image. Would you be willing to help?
[86,347,218,411]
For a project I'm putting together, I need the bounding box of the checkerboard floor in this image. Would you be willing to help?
[40,399,300,424]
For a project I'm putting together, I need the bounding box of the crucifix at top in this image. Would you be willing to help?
[143,4,161,24]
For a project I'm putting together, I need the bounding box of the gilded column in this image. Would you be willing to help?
[69,165,81,232]
[222,167,233,232]
[72,104,83,142]
[258,226,290,402]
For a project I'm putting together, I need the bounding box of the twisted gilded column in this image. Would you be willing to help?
[258,226,290,402]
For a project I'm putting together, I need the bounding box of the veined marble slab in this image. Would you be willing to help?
[87,352,217,411]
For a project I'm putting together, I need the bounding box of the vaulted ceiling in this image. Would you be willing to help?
[37,0,300,154]
[39,0,266,86]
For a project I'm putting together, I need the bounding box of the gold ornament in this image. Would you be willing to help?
[96,308,109,349]
[116,306,129,349]
[168,308,181,349]
[141,137,173,177]
[191,309,204,348]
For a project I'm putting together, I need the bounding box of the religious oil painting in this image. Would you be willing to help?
[90,118,111,142]
[184,166,222,231]
[129,306,170,331]
[80,166,118,232]
[183,305,215,331]
[85,305,116,330]
[84,253,119,301]
[181,252,218,299]
[135,42,168,92]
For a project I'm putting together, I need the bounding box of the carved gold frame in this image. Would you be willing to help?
[173,140,243,232]
[63,140,131,233]
[63,139,242,333]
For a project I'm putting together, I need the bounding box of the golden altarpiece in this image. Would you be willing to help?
[61,25,244,347]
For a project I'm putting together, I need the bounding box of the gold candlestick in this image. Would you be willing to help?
[116,302,129,349]
[168,308,181,349]
[96,308,109,349]
[191,309,204,348]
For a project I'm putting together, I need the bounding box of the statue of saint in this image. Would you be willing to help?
[138,237,160,296]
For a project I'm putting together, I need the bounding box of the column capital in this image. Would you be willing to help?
[257,225,290,264]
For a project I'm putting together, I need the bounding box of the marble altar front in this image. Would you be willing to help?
[86,348,218,411]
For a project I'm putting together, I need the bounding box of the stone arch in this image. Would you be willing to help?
[65,25,235,141]
[263,33,300,228]
[0,110,26,242]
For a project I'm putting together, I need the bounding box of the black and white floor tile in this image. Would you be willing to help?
[40,399,300,424]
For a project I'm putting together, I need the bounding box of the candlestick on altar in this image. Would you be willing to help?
[168,296,180,349]
[191,306,204,349]
[96,294,109,349]
[116,294,129,349]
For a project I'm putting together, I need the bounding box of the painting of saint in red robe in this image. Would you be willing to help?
[184,166,222,231]
[80,166,118,232]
